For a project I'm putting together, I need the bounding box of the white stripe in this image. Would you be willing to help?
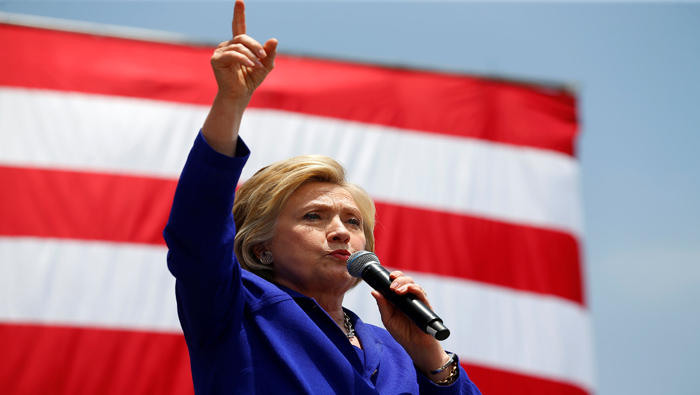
[0,87,205,179]
[0,237,593,390]
[241,109,583,236]
[0,87,582,234]
[0,237,179,332]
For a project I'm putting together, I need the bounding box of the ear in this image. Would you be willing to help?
[251,243,268,260]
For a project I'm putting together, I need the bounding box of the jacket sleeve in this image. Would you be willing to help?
[163,131,250,349]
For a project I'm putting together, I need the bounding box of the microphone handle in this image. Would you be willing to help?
[362,264,450,340]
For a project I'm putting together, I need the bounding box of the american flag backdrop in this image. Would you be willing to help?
[0,18,594,395]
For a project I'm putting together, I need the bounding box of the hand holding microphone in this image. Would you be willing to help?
[347,251,450,341]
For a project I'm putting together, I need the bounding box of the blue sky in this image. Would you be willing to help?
[2,2,699,394]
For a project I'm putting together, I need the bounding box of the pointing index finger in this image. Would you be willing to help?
[232,0,246,37]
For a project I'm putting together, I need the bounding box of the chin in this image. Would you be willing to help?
[324,269,355,286]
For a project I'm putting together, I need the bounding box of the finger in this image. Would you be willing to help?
[233,35,267,60]
[389,280,433,308]
[389,271,405,281]
[389,275,414,291]
[232,0,246,37]
[211,48,257,68]
[218,42,263,67]
[392,282,419,295]
[406,284,433,309]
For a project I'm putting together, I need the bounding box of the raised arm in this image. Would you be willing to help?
[202,0,278,157]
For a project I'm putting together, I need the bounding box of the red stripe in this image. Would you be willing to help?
[463,362,589,395]
[0,165,583,304]
[374,202,584,304]
[0,165,176,246]
[0,24,216,106]
[0,323,193,395]
[0,23,578,156]
[252,57,578,156]
[0,323,586,394]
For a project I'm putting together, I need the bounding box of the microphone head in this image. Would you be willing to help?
[346,251,379,278]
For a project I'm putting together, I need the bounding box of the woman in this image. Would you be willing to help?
[164,1,481,393]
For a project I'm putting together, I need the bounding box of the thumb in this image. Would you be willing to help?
[261,38,278,69]
[372,290,395,319]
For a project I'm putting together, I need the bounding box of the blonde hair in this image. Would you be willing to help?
[233,155,376,282]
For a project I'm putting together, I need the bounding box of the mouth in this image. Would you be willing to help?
[329,249,351,261]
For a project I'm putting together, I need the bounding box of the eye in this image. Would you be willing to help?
[303,212,321,220]
[347,217,362,227]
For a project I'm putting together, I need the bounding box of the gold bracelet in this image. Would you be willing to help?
[435,362,459,386]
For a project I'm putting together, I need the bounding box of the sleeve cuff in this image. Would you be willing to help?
[192,130,251,174]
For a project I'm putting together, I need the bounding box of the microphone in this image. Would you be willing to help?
[347,251,450,341]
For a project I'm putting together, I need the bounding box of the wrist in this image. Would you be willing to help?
[213,91,251,110]
[430,352,455,375]
[429,352,459,386]
[201,93,249,157]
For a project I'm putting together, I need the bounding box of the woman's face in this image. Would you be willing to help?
[267,182,366,296]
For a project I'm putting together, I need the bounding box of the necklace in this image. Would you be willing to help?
[343,312,356,339]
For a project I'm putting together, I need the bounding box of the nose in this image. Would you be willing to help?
[327,216,350,244]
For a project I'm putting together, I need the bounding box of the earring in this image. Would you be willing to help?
[260,250,273,265]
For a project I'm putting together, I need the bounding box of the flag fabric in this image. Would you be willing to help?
[0,19,593,395]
